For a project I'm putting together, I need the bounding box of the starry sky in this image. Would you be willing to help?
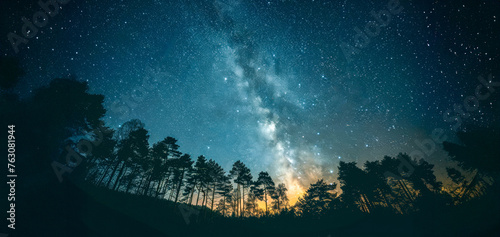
[2,0,499,201]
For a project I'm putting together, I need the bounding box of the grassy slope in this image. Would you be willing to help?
[71,182,500,237]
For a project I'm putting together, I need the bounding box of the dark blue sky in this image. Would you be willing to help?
[2,0,499,199]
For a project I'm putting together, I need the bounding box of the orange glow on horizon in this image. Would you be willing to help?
[286,179,305,205]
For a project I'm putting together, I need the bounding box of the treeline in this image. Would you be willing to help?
[294,128,499,218]
[58,87,498,222]
[77,119,289,217]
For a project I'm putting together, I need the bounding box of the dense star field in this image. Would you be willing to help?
[1,0,499,204]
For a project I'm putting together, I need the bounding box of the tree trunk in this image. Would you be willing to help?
[201,188,206,207]
[241,185,245,216]
[106,160,122,188]
[211,181,216,210]
[362,194,372,213]
[136,174,147,194]
[125,168,138,193]
[156,179,165,198]
[160,173,171,198]
[174,168,185,203]
[264,191,268,216]
[188,183,195,205]
[188,182,197,205]
[113,161,127,190]
[96,163,112,186]
[162,179,170,199]
[460,172,480,202]
[222,196,226,217]
[398,180,414,201]
[196,185,201,206]
[237,184,241,217]
[142,173,153,196]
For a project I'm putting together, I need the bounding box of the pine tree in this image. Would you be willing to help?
[296,179,336,217]
[172,154,194,203]
[257,171,275,216]
[229,160,252,217]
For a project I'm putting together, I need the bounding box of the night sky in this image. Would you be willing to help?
[2,0,499,201]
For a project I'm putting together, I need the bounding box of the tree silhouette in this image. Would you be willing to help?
[271,183,289,213]
[2,76,106,237]
[172,154,194,203]
[147,141,165,196]
[31,78,106,169]
[151,136,182,197]
[139,147,156,195]
[206,159,225,210]
[256,171,275,216]
[296,179,336,218]
[230,160,252,217]
[216,174,233,216]
[187,155,208,206]
[338,161,373,213]
[407,157,442,194]
[443,128,500,176]
[363,160,398,213]
[86,125,117,186]
[380,155,417,213]
[446,167,484,203]
[443,128,500,211]
[111,121,149,192]
[246,180,264,216]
